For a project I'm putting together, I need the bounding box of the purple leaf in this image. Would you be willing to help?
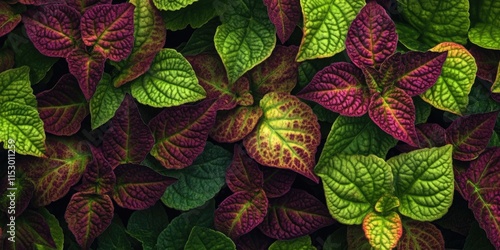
[22,4,81,58]
[258,189,334,239]
[214,190,268,239]
[66,0,112,13]
[36,74,89,136]
[369,88,418,146]
[0,2,21,37]
[297,62,370,116]
[386,51,447,96]
[65,192,114,249]
[469,45,500,83]
[149,99,218,169]
[102,94,154,169]
[345,1,397,69]
[210,106,263,143]
[235,230,273,250]
[226,144,264,193]
[80,3,135,61]
[262,168,296,198]
[263,0,300,43]
[416,123,446,148]
[112,164,176,210]
[18,0,60,4]
[3,209,56,249]
[67,49,106,100]
[397,221,445,250]
[445,111,499,161]
[75,145,115,195]
[456,148,500,248]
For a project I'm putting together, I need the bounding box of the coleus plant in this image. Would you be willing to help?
[1,0,500,249]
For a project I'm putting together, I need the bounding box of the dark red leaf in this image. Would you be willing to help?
[66,49,106,100]
[75,145,115,195]
[112,164,176,210]
[3,209,56,249]
[66,0,112,13]
[102,94,154,168]
[263,0,300,43]
[0,172,34,216]
[262,168,296,198]
[416,123,446,148]
[469,45,500,83]
[0,2,21,37]
[445,111,498,161]
[210,106,263,143]
[36,74,89,136]
[397,221,445,250]
[345,1,397,69]
[0,48,15,72]
[226,144,264,193]
[235,229,273,250]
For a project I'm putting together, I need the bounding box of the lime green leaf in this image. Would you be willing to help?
[130,48,206,108]
[89,73,126,130]
[468,0,500,49]
[421,42,477,115]
[153,0,198,11]
[161,0,217,31]
[185,226,236,250]
[0,66,36,107]
[397,0,470,50]
[491,64,500,93]
[214,0,276,83]
[362,212,402,250]
[316,154,393,224]
[387,145,454,221]
[375,194,400,214]
[268,235,316,250]
[296,0,365,61]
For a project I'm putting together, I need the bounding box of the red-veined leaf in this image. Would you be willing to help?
[65,0,112,13]
[112,164,176,210]
[397,220,445,250]
[102,94,154,168]
[262,168,296,198]
[226,144,264,193]
[36,74,88,136]
[0,2,21,37]
[210,106,263,143]
[214,190,268,239]
[75,145,115,195]
[66,49,106,100]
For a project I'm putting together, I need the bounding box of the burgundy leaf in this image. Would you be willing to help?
[416,123,446,148]
[66,0,112,13]
[397,221,445,250]
[368,88,418,146]
[80,3,135,61]
[22,4,81,58]
[36,74,89,136]
[215,190,268,239]
[0,48,15,72]
[297,62,370,116]
[347,225,372,249]
[102,94,154,169]
[187,53,253,110]
[112,164,176,210]
[262,168,296,198]
[263,0,300,43]
[18,0,60,4]
[75,145,115,195]
[456,148,500,248]
[149,99,218,169]
[445,111,498,161]
[469,45,500,83]
[345,1,397,69]
[386,51,447,96]
[258,189,334,239]
[0,172,34,216]
[65,192,114,249]
[67,49,106,100]
[0,2,21,37]
[210,106,263,143]
[235,230,273,250]
[226,144,264,193]
[4,209,56,249]
[249,45,300,97]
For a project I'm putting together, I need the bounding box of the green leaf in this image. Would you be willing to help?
[397,0,470,50]
[130,48,206,108]
[374,194,400,214]
[414,96,432,124]
[127,203,169,250]
[153,0,199,11]
[387,145,454,221]
[316,154,393,224]
[323,227,348,250]
[90,73,126,130]
[35,208,64,250]
[97,217,133,250]
[214,0,276,83]
[268,235,317,250]
[185,226,236,250]
[181,19,219,56]
[296,0,365,61]
[463,221,495,250]
[318,115,397,159]
[421,42,477,115]
[362,212,402,250]
[0,66,36,107]
[161,142,231,210]
[162,0,218,31]
[468,0,500,49]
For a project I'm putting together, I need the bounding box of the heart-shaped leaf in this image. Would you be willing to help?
[0,2,21,37]
[102,94,154,168]
[445,111,498,161]
[263,0,300,43]
[387,145,454,221]
[214,0,276,83]
[149,99,217,169]
[258,189,334,239]
[22,4,81,58]
[215,190,268,239]
[80,3,135,61]
[130,48,206,107]
[112,164,175,210]
[262,169,296,198]
[210,106,263,143]
[75,145,115,195]
[362,211,402,250]
[297,0,364,61]
[185,226,237,249]
[3,209,56,249]
[127,203,169,250]
[112,0,166,87]
[297,62,369,117]
[89,73,126,130]
[65,192,114,249]
[345,1,397,69]
[36,74,88,136]
[243,92,321,183]
[66,49,106,100]
[226,144,264,193]
[397,220,445,250]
